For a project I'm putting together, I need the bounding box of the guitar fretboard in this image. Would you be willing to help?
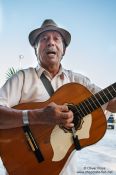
[75,82,116,118]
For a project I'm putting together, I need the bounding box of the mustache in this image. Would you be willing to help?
[45,47,57,53]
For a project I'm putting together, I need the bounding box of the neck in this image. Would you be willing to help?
[42,64,61,78]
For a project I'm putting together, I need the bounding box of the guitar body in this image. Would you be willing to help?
[0,83,107,175]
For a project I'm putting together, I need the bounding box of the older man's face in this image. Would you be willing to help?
[37,31,65,69]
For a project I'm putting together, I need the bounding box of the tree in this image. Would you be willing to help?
[6,67,18,80]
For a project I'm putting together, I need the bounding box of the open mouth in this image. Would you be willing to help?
[46,51,56,55]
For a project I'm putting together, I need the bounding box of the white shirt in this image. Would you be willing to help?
[0,65,105,175]
[0,66,100,107]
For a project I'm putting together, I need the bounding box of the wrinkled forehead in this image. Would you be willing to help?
[40,30,62,38]
[35,30,64,44]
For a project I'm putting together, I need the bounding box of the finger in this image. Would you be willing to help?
[59,104,69,112]
[65,122,74,128]
[62,115,73,124]
[61,118,74,129]
[61,111,73,119]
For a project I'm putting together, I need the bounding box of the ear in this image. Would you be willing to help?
[34,47,38,57]
[62,47,66,56]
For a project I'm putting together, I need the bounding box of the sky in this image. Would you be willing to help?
[0,0,116,88]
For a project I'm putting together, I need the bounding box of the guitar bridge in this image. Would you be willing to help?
[23,125,44,162]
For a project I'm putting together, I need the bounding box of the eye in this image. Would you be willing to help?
[54,36,62,42]
[43,37,47,41]
[55,37,59,40]
[40,36,48,41]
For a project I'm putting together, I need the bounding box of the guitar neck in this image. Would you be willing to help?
[76,82,116,117]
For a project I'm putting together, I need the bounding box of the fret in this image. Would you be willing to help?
[76,98,97,117]
[92,95,102,107]
[107,88,114,98]
[74,105,83,118]
[112,85,116,93]
[102,90,109,101]
[97,92,106,104]
[83,101,91,113]
[76,110,83,118]
[89,95,98,109]
[103,88,113,100]
[94,93,105,106]
[74,105,84,118]
[84,99,95,111]
[112,82,116,90]
[98,90,109,103]
[108,85,116,97]
[79,103,89,115]
[73,105,83,118]
[74,83,116,118]
[78,104,87,116]
[77,105,86,116]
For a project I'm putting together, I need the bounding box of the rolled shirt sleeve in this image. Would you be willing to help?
[0,71,24,107]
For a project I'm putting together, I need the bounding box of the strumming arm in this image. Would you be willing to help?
[0,105,23,129]
[0,102,74,129]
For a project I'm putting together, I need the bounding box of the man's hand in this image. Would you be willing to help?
[31,102,74,129]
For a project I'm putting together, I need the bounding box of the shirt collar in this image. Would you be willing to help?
[35,64,67,80]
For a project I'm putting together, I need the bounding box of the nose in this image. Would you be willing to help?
[47,36,55,47]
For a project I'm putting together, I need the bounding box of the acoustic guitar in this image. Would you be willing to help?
[0,82,116,175]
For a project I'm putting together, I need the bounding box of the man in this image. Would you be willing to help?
[0,19,116,175]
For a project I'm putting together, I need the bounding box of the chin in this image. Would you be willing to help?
[48,57,58,63]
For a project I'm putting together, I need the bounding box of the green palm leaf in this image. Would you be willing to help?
[6,67,18,80]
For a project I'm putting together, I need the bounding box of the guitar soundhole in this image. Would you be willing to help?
[59,104,83,133]
[67,104,83,130]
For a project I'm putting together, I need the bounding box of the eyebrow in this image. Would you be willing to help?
[35,31,64,45]
[40,33,61,38]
